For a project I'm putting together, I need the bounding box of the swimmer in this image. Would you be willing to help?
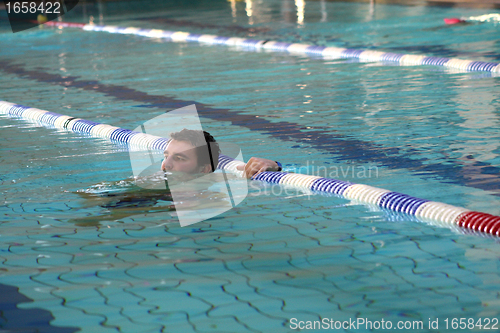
[72,129,282,226]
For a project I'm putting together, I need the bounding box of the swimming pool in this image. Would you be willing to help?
[1,0,500,332]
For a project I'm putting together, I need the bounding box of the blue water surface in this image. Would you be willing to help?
[1,0,500,332]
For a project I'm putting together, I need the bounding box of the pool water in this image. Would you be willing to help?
[1,0,500,332]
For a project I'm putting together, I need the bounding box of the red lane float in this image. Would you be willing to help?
[457,211,500,236]
[444,18,466,25]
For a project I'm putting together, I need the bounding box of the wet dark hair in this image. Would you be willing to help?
[169,129,220,172]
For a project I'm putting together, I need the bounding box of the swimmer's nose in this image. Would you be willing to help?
[161,158,172,171]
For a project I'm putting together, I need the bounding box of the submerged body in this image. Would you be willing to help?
[72,171,233,226]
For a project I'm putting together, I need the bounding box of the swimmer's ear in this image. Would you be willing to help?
[199,164,213,173]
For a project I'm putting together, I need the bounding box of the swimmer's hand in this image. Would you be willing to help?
[237,157,281,178]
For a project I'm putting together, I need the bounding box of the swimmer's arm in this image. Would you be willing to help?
[236,157,282,179]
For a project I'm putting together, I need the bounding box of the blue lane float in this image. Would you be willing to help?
[43,21,500,74]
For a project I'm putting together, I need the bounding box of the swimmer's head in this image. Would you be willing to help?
[161,129,220,174]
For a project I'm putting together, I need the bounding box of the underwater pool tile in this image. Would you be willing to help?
[144,291,213,317]
[233,300,290,326]
[429,269,484,294]
[245,240,291,255]
[34,252,75,268]
[205,303,270,330]
[413,257,458,275]
[59,268,115,287]
[80,241,136,255]
[374,241,434,262]
[335,270,376,288]
[150,312,196,332]
[2,253,53,269]
[65,292,115,315]
[248,224,298,241]
[412,272,465,291]
[225,283,283,307]
[115,241,165,255]
[97,310,162,333]
[414,238,465,257]
[446,287,485,306]
[30,269,74,289]
[354,288,399,306]
[354,248,390,263]
[97,226,139,240]
[369,256,416,275]
[178,284,236,307]
[379,276,415,294]
[417,292,467,309]
[52,282,102,301]
[109,310,165,333]
[271,288,334,314]
[190,248,238,262]
[123,227,174,239]
[367,294,438,315]
[125,264,187,282]
[95,266,142,285]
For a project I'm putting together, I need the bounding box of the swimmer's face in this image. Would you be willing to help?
[161,140,211,174]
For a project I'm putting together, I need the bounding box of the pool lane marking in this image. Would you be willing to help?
[138,16,495,61]
[43,21,500,74]
[1,100,499,237]
[1,59,499,197]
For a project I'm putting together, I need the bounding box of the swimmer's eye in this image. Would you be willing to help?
[164,154,187,162]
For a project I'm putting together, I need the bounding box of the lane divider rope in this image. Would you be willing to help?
[445,13,500,25]
[42,21,500,73]
[2,100,499,237]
